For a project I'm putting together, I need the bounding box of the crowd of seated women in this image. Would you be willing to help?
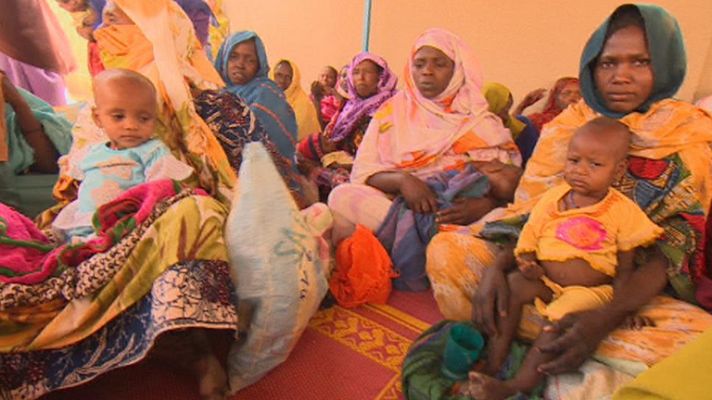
[1,0,711,399]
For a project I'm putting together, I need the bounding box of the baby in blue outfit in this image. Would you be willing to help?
[53,69,193,240]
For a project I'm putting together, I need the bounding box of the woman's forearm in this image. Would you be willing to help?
[366,171,406,195]
[607,249,668,320]
[10,97,59,173]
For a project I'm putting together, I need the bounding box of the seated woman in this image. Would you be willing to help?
[514,76,581,131]
[270,59,321,141]
[299,52,397,200]
[0,70,73,216]
[328,28,521,243]
[0,2,242,399]
[483,82,540,166]
[214,31,298,161]
[426,4,712,390]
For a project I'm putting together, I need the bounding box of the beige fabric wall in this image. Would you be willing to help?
[224,0,712,106]
[694,39,712,101]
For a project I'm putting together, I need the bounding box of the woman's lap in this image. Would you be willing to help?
[0,259,237,399]
[1,193,231,351]
[328,183,392,232]
[425,230,712,367]
[426,230,498,321]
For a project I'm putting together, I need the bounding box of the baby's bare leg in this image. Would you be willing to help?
[467,330,559,400]
[485,271,552,375]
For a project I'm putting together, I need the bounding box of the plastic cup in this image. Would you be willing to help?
[441,323,485,380]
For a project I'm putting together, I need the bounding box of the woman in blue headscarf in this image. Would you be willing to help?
[214,31,297,160]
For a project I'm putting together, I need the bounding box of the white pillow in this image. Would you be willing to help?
[225,142,333,392]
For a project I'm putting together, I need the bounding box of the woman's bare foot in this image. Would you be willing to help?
[464,372,518,400]
[194,354,228,400]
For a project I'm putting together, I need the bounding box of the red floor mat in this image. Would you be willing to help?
[42,291,443,400]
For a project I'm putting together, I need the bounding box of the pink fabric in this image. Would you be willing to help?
[398,28,515,159]
[320,95,341,122]
[0,203,55,282]
[0,180,184,285]
[0,53,67,106]
[555,216,608,251]
[350,28,520,185]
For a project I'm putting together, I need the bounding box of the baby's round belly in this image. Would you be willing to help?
[540,258,612,287]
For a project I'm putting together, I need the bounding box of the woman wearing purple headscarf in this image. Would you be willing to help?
[297,52,397,200]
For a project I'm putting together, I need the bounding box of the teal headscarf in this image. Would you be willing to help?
[579,4,686,118]
[214,31,297,160]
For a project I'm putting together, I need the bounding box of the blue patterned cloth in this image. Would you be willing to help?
[0,260,238,399]
[376,165,489,291]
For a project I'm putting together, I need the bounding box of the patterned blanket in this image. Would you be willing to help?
[0,180,193,310]
[0,183,234,354]
[377,165,489,291]
[0,260,237,399]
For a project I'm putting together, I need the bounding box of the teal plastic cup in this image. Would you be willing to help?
[441,323,485,380]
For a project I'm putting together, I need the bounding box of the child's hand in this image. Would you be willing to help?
[516,256,544,280]
[621,315,655,330]
[310,81,325,98]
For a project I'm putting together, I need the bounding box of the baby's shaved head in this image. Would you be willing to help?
[93,68,157,108]
[572,116,630,161]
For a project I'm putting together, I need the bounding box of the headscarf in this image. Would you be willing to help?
[350,28,519,184]
[87,0,210,46]
[514,4,712,210]
[44,0,234,224]
[89,0,107,27]
[499,5,712,306]
[215,31,297,160]
[579,4,686,118]
[327,52,398,143]
[482,82,526,137]
[269,59,321,141]
[0,0,76,74]
[527,77,579,130]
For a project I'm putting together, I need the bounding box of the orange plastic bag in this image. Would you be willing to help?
[330,225,397,308]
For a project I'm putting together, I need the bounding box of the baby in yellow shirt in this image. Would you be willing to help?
[465,116,663,399]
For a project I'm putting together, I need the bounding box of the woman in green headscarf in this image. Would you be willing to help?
[483,82,540,166]
[426,3,712,387]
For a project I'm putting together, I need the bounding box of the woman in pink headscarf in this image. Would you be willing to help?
[328,28,521,242]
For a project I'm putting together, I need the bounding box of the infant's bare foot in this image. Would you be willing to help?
[194,354,228,400]
[466,372,517,400]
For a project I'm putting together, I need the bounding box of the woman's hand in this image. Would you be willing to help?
[436,197,496,225]
[471,265,510,337]
[513,88,547,116]
[399,174,438,214]
[537,308,618,374]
